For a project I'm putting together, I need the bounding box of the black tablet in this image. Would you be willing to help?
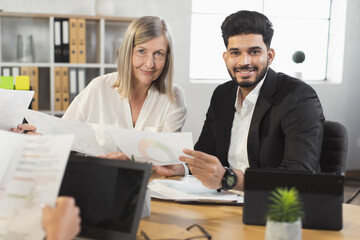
[59,153,151,240]
[243,168,344,230]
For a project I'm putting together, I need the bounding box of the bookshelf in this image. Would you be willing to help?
[0,12,134,115]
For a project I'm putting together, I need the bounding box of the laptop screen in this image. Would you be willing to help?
[59,153,151,240]
[243,168,344,230]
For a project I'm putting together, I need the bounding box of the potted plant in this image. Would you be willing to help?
[264,187,304,240]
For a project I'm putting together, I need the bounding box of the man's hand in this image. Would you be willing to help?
[152,164,185,177]
[11,123,40,135]
[180,149,245,191]
[179,149,225,189]
[42,197,81,240]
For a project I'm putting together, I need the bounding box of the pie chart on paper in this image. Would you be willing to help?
[137,138,177,164]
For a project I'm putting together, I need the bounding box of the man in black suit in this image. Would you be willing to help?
[178,10,324,191]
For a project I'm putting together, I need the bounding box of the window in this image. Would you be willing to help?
[190,0,346,83]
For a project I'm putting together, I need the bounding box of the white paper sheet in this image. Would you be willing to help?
[149,175,244,204]
[0,130,74,240]
[0,89,34,130]
[22,109,114,156]
[110,128,193,165]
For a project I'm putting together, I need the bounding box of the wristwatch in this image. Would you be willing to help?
[218,167,237,191]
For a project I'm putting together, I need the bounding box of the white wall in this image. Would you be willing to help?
[1,0,359,169]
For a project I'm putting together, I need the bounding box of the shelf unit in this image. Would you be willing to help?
[0,12,134,115]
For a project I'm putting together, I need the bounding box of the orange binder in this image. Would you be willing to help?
[69,18,78,63]
[77,18,86,63]
[54,67,62,111]
[20,66,31,77]
[30,67,39,110]
[61,67,70,111]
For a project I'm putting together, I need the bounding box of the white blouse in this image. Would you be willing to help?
[62,72,187,151]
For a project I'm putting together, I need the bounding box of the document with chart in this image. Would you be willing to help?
[0,130,74,240]
[110,128,193,165]
[0,89,34,130]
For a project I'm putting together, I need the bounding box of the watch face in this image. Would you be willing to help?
[226,175,236,187]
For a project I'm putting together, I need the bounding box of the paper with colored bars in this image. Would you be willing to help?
[110,128,193,165]
[0,130,74,240]
[0,89,34,130]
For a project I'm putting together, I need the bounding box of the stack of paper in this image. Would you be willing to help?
[149,175,244,205]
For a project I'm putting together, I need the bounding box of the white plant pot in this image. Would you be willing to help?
[265,218,302,240]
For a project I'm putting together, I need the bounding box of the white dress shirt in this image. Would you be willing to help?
[228,77,265,172]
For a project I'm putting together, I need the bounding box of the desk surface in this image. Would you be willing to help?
[138,200,360,240]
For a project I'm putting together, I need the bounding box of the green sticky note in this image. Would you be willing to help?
[15,75,30,90]
[0,76,14,89]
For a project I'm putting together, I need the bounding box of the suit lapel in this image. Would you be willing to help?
[247,68,277,167]
[222,83,238,164]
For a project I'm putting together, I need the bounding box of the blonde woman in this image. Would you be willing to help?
[63,16,186,132]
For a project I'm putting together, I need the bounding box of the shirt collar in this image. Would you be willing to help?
[235,72,267,108]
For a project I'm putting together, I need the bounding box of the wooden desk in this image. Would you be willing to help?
[138,201,360,240]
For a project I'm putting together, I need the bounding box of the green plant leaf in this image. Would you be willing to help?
[266,187,304,223]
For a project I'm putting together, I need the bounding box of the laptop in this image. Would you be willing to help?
[243,168,344,230]
[58,153,152,240]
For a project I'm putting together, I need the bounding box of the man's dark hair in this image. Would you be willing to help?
[221,10,274,49]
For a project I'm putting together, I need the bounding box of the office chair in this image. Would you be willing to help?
[318,121,360,204]
[319,120,348,174]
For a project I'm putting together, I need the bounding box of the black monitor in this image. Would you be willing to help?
[243,168,344,230]
[59,153,151,240]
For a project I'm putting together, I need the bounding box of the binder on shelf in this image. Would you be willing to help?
[21,66,39,110]
[30,67,39,110]
[2,67,11,77]
[54,67,62,111]
[54,18,62,62]
[62,19,70,63]
[77,18,86,63]
[69,68,77,102]
[77,68,86,92]
[15,76,30,90]
[12,67,20,79]
[0,76,14,89]
[69,18,78,63]
[61,67,70,111]
[20,66,30,76]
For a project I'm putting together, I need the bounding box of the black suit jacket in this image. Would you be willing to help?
[194,68,324,172]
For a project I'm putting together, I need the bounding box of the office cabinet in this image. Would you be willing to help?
[0,12,134,115]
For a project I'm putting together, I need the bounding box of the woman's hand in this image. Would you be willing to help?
[152,164,185,177]
[99,152,130,161]
[11,123,40,135]
[42,197,81,240]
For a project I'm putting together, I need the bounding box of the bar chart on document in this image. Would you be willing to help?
[0,131,74,240]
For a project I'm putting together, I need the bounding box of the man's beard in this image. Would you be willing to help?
[228,62,268,88]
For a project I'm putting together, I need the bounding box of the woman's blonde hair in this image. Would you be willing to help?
[113,16,175,102]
